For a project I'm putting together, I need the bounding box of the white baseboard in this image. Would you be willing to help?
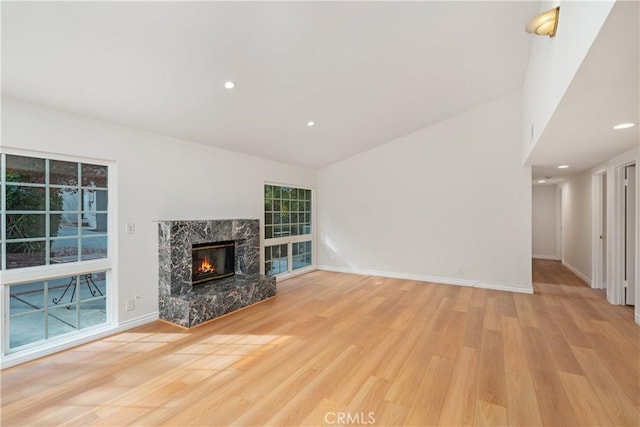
[1,312,159,370]
[118,311,159,329]
[317,265,533,294]
[635,310,640,326]
[533,254,560,260]
[561,261,592,285]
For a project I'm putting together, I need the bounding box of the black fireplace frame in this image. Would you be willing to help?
[191,240,235,285]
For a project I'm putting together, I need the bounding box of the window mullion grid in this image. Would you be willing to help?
[44,280,49,339]
[1,153,6,272]
[78,163,83,263]
[45,159,51,266]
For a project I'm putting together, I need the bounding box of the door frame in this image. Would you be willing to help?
[591,169,607,290]
[591,148,640,316]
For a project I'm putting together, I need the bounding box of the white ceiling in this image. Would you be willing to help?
[1,1,540,169]
[530,0,639,183]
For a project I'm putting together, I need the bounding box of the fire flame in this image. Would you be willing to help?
[197,257,216,275]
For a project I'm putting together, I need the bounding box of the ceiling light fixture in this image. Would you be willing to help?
[558,165,569,169]
[307,121,315,127]
[224,81,236,89]
[525,6,560,37]
[537,180,547,184]
[613,123,635,130]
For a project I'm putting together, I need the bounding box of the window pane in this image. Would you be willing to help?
[48,306,79,338]
[80,298,107,328]
[6,241,46,269]
[50,188,64,212]
[79,273,106,301]
[265,199,272,211]
[52,213,79,238]
[81,189,108,212]
[10,281,45,313]
[48,276,77,306]
[7,214,45,239]
[81,236,107,260]
[6,185,45,210]
[281,187,291,200]
[50,160,78,186]
[50,238,79,264]
[6,155,45,184]
[81,163,108,187]
[265,213,272,225]
[54,187,80,212]
[265,226,273,239]
[10,312,45,349]
[81,213,108,234]
[292,240,312,271]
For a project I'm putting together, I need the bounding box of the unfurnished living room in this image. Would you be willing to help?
[0,1,639,426]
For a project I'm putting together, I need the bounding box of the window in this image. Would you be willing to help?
[1,153,112,354]
[8,273,107,349]
[264,184,313,276]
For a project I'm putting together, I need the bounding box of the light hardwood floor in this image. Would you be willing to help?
[2,260,639,426]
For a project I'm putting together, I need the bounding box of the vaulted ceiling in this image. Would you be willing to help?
[2,1,539,169]
[530,0,639,183]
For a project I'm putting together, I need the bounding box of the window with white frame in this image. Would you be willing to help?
[1,153,111,353]
[264,184,313,276]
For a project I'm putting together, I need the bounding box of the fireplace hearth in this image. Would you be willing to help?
[158,219,276,328]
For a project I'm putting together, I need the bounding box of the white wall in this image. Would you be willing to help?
[317,93,532,293]
[1,97,316,324]
[522,0,614,160]
[532,184,558,259]
[561,169,593,283]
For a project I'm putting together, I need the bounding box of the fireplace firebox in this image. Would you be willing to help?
[192,240,235,285]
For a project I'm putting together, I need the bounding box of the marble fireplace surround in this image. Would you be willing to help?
[158,219,276,328]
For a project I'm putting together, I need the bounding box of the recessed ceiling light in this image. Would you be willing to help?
[613,123,635,130]
[558,165,569,169]
[307,121,315,127]
[537,180,547,183]
[224,81,236,89]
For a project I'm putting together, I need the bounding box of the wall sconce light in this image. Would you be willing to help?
[526,6,560,37]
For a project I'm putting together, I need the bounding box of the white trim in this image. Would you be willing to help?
[317,265,533,294]
[562,260,592,286]
[274,266,317,282]
[635,311,640,325]
[591,171,607,290]
[0,311,157,370]
[533,254,561,260]
[1,259,112,285]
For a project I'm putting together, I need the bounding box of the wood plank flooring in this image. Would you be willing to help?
[2,260,639,426]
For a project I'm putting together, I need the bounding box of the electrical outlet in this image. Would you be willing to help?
[126,298,135,312]
[127,223,135,234]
